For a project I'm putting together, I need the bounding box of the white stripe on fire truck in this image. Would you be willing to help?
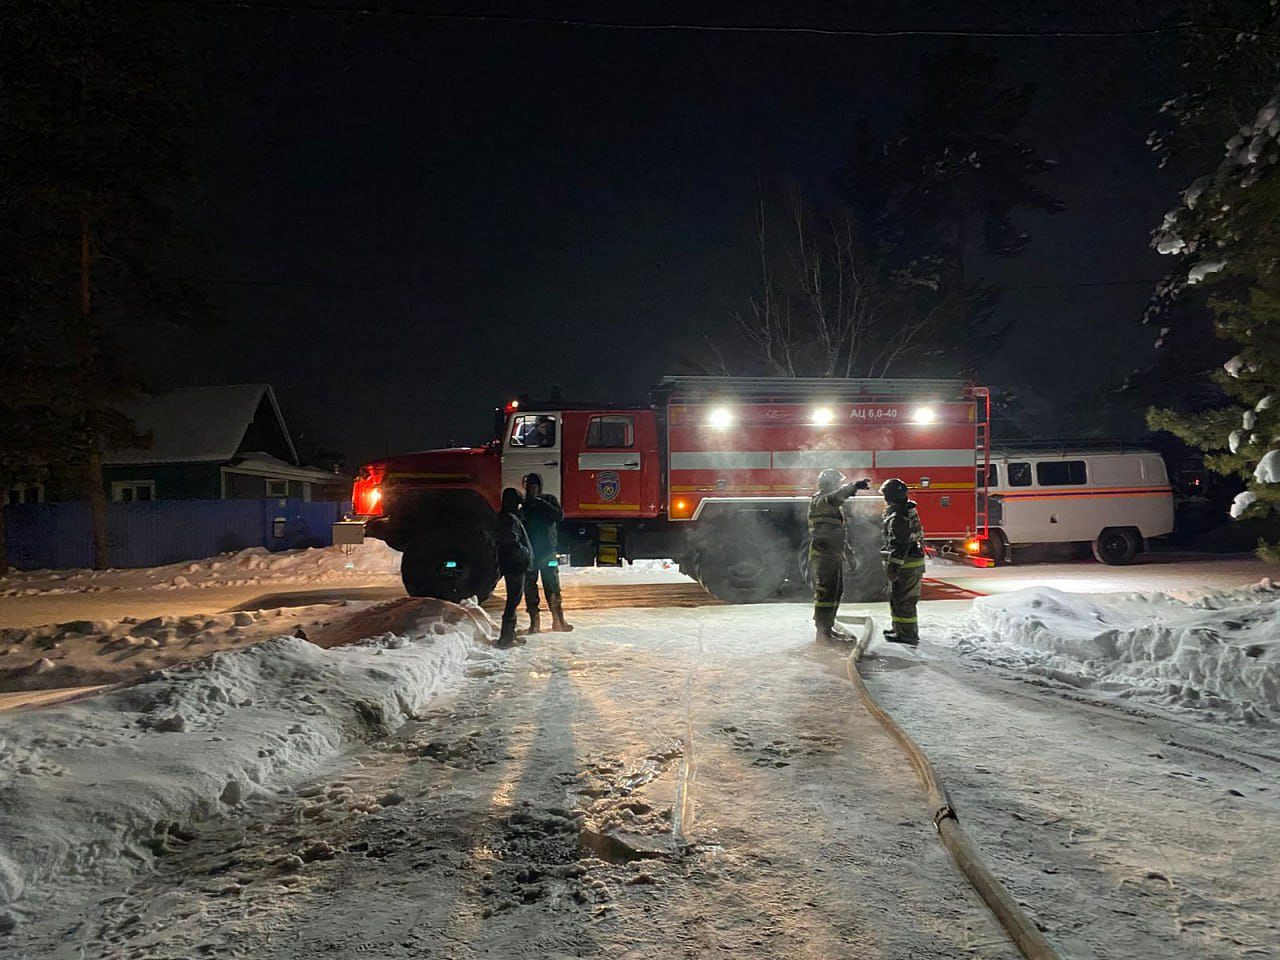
[874,449,976,468]
[670,451,772,470]
[770,450,872,469]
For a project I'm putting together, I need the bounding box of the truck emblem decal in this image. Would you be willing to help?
[597,471,621,502]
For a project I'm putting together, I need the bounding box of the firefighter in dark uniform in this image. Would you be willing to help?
[880,477,926,645]
[496,487,533,648]
[521,472,574,633]
[808,469,871,642]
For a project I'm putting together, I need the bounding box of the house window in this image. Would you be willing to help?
[7,483,44,505]
[586,415,634,448]
[112,481,155,503]
[266,479,289,497]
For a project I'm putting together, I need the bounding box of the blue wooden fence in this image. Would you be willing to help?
[3,499,351,571]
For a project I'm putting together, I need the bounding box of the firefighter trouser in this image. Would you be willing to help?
[524,557,561,613]
[810,537,844,633]
[500,567,526,630]
[887,558,925,640]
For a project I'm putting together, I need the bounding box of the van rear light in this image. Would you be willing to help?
[353,464,386,516]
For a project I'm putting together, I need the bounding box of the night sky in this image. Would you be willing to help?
[135,1,1194,466]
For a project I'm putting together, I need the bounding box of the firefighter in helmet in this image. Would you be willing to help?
[808,468,871,642]
[521,472,573,633]
[880,478,926,645]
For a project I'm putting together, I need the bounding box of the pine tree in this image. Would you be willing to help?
[0,1,197,570]
[1147,113,1280,555]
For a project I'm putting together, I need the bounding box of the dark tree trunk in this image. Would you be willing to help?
[0,500,9,577]
[86,446,109,569]
[81,211,109,570]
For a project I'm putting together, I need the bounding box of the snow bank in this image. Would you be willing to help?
[944,585,1280,721]
[0,601,492,928]
[0,605,351,693]
[0,541,403,597]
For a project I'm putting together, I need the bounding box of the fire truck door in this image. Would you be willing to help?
[572,413,647,514]
[502,412,562,501]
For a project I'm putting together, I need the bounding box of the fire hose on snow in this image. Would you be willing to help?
[840,618,1061,960]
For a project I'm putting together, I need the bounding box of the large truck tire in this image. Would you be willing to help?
[401,516,499,603]
[694,515,789,603]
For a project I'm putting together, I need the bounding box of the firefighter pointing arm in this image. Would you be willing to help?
[808,469,871,643]
[880,478,926,646]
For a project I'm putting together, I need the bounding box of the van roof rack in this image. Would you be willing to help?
[989,439,1155,457]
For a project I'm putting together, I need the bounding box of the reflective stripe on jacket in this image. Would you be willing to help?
[882,500,925,566]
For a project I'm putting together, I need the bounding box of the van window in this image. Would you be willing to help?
[1143,456,1169,484]
[1007,462,1032,487]
[1036,460,1087,486]
[977,464,998,488]
[1091,456,1142,486]
[586,415,634,448]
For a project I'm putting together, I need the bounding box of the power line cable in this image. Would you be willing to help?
[143,1,1279,43]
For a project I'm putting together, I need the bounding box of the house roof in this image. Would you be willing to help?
[224,455,344,484]
[105,384,299,466]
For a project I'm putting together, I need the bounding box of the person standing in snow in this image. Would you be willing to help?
[521,472,573,634]
[880,478,926,646]
[496,487,533,648]
[808,469,871,642]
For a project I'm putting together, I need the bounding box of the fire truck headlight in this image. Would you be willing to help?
[811,407,834,425]
[707,407,734,430]
[912,406,937,424]
[369,486,382,506]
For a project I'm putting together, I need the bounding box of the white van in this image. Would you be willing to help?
[976,447,1175,565]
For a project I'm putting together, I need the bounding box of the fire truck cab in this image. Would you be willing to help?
[350,377,991,604]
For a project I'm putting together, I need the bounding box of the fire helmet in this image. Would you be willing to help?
[817,468,845,494]
[879,478,909,503]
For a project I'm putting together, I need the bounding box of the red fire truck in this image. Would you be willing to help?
[348,377,991,603]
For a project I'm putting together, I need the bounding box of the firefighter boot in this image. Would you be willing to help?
[548,594,574,632]
[519,610,541,637]
[814,611,837,643]
[497,616,519,648]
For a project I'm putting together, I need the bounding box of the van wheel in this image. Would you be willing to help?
[1092,527,1139,565]
[983,528,1010,565]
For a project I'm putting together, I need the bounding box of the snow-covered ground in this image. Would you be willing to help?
[0,597,495,935]
[0,543,688,599]
[1,550,1277,955]
[0,602,370,695]
[0,542,406,598]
